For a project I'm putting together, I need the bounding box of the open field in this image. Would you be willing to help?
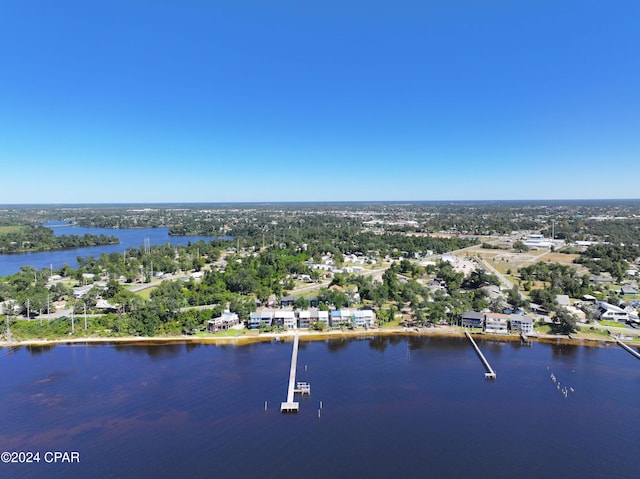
[0,226,27,235]
[535,252,580,264]
[134,287,157,300]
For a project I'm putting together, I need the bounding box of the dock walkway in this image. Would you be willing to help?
[615,338,640,360]
[466,332,496,379]
[281,335,301,412]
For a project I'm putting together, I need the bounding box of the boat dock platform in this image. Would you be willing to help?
[615,338,640,360]
[281,334,307,413]
[466,332,496,379]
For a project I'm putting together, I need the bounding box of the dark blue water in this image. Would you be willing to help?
[0,224,228,276]
[1,336,639,479]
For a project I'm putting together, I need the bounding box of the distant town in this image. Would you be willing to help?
[1,200,639,344]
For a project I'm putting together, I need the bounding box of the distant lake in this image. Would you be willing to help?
[0,222,230,276]
[1,336,639,479]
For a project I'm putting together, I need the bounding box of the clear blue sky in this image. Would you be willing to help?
[1,1,639,203]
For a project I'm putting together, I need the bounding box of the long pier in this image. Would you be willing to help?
[281,335,301,413]
[466,332,496,379]
[615,338,640,360]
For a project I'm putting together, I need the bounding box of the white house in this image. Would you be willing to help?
[249,310,275,329]
[509,314,534,334]
[207,310,240,332]
[310,310,329,327]
[352,309,376,327]
[298,310,312,328]
[330,309,351,327]
[484,313,509,334]
[597,302,629,322]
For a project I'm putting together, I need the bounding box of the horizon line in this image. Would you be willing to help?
[1,198,640,207]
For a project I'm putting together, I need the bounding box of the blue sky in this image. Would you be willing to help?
[1,0,639,203]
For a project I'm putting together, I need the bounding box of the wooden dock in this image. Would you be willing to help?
[281,334,301,413]
[466,332,496,379]
[520,332,532,346]
[615,338,640,360]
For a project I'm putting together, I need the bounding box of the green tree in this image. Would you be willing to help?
[513,240,529,253]
[554,308,577,334]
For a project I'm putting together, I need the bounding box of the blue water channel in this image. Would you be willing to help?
[0,223,229,276]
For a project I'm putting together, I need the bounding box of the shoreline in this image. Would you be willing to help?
[1,326,635,349]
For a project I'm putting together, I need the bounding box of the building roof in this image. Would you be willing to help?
[556,295,570,306]
[462,311,484,320]
[597,301,626,313]
[485,313,509,320]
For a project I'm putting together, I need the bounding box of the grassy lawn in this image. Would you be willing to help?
[577,326,610,337]
[598,320,627,328]
[381,319,402,329]
[0,226,28,235]
[463,327,484,333]
[134,287,157,300]
[195,329,245,337]
[534,323,552,334]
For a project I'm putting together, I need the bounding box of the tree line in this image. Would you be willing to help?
[0,226,118,253]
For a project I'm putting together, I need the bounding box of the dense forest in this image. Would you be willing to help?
[574,244,640,281]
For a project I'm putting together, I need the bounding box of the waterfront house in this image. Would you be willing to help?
[330,309,351,327]
[621,285,638,296]
[509,314,534,334]
[461,311,484,328]
[207,310,240,332]
[484,313,509,334]
[298,310,312,328]
[310,310,329,327]
[352,309,376,328]
[597,301,629,323]
[249,310,275,329]
[274,310,297,329]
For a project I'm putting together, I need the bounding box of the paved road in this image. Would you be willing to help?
[476,257,515,291]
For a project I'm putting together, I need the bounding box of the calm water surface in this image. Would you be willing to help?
[0,224,227,276]
[1,336,639,479]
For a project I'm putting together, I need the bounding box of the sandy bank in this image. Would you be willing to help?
[1,326,634,349]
